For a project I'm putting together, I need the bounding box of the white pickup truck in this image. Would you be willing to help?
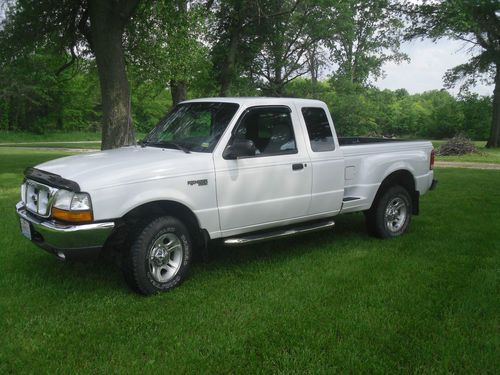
[16,97,436,294]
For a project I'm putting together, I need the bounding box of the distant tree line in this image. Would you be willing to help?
[0,63,491,141]
[0,0,498,147]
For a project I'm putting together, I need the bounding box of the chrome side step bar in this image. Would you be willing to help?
[223,220,335,247]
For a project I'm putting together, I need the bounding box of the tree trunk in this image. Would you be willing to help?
[8,96,15,131]
[55,95,63,129]
[170,80,187,106]
[307,47,319,87]
[88,0,137,150]
[170,0,188,106]
[486,63,500,148]
[219,28,240,97]
[273,58,283,96]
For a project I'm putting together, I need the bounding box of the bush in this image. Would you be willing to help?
[438,135,479,156]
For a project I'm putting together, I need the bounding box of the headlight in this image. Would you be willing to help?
[52,190,93,223]
[70,193,91,210]
[53,190,74,210]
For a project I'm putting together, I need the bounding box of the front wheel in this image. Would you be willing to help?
[365,185,412,239]
[122,216,192,295]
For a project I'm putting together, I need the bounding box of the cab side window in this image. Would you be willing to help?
[232,107,297,156]
[301,107,335,152]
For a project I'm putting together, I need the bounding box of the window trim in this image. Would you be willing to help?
[223,105,299,160]
[301,106,336,153]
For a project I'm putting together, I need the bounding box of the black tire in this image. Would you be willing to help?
[122,216,192,295]
[364,185,412,239]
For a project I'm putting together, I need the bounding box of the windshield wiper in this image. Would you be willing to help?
[147,140,191,153]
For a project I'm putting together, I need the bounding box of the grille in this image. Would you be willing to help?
[22,180,58,217]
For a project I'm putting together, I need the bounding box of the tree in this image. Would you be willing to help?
[458,93,492,140]
[209,0,303,96]
[127,0,209,106]
[209,0,268,96]
[408,0,500,148]
[324,0,407,85]
[88,0,140,149]
[418,90,464,138]
[250,1,326,96]
[0,0,140,149]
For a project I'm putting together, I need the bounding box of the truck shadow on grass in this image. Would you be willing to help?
[21,252,127,295]
[197,213,370,267]
[22,213,372,295]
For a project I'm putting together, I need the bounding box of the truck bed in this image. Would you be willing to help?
[338,137,434,214]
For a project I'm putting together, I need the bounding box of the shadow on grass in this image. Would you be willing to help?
[18,213,369,294]
[200,212,369,268]
[17,250,127,296]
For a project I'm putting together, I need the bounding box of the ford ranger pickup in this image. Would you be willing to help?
[16,97,437,294]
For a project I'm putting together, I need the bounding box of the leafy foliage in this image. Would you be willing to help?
[407,0,500,147]
[408,0,499,89]
[250,1,326,95]
[126,1,211,103]
[1,65,491,140]
[325,0,408,84]
[0,0,494,144]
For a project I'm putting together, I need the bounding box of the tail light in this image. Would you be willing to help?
[430,150,435,170]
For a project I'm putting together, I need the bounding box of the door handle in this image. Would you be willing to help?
[292,163,304,171]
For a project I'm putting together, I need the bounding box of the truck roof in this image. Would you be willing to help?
[181,97,326,107]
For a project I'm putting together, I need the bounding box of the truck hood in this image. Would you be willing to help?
[35,146,214,191]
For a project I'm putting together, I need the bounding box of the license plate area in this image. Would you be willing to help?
[20,218,32,240]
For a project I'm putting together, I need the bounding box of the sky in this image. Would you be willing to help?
[374,38,494,96]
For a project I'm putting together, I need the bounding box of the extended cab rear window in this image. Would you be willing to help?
[301,107,335,152]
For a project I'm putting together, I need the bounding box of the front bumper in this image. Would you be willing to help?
[16,201,115,259]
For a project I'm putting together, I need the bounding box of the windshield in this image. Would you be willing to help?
[143,102,240,153]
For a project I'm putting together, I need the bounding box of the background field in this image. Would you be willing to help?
[0,131,146,151]
[0,150,499,373]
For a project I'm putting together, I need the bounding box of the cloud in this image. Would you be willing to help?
[375,38,494,96]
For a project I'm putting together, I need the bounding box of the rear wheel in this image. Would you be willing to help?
[122,216,192,295]
[365,185,412,239]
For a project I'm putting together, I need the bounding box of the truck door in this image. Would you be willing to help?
[214,105,312,235]
[298,105,345,216]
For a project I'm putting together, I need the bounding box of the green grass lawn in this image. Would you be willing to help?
[0,130,103,143]
[0,143,101,150]
[0,131,147,149]
[0,149,499,373]
[432,140,500,164]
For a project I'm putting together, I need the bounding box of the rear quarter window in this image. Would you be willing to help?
[301,107,335,152]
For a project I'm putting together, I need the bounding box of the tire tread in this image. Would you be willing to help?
[122,216,191,295]
[365,185,412,239]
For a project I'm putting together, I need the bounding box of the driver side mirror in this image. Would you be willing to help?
[223,139,256,160]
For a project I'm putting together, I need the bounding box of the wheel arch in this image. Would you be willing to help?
[371,169,419,215]
[122,200,209,248]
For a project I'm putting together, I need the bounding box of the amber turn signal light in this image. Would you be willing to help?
[52,207,93,223]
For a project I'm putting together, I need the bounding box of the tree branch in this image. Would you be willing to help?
[242,0,302,28]
[56,46,78,75]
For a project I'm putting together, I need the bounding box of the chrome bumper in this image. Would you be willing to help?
[16,201,115,258]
